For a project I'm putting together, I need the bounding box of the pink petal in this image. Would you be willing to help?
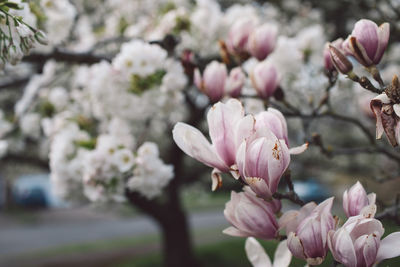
[222,226,249,237]
[373,22,390,64]
[172,122,227,171]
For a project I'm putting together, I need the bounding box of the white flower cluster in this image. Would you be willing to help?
[127,142,174,200]
[0,0,47,68]
[40,0,77,46]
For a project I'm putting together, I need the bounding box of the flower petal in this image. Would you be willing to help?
[376,232,400,262]
[245,237,272,267]
[172,122,227,171]
[273,240,292,267]
[289,143,309,155]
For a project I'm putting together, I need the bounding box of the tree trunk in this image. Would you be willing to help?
[159,199,199,267]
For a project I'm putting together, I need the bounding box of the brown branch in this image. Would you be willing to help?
[23,49,112,64]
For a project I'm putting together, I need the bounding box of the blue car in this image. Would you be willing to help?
[292,179,331,203]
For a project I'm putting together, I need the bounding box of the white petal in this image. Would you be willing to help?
[172,122,227,171]
[245,237,272,267]
[289,143,309,155]
[273,240,292,267]
[376,232,400,262]
[222,226,249,237]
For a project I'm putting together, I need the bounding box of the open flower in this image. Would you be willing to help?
[223,187,280,239]
[255,108,308,155]
[172,99,255,190]
[279,202,317,235]
[344,19,390,67]
[343,181,376,217]
[245,237,292,267]
[286,198,335,265]
[235,126,290,200]
[328,214,400,267]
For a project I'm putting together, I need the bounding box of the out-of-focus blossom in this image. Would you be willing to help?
[173,99,255,190]
[343,181,376,217]
[223,187,280,239]
[344,19,390,67]
[328,214,400,267]
[226,18,255,55]
[245,237,292,267]
[248,23,277,61]
[224,67,246,98]
[324,38,343,72]
[250,61,279,99]
[194,61,227,102]
[127,142,174,199]
[286,198,335,265]
[255,108,308,155]
[235,126,290,200]
[370,92,400,147]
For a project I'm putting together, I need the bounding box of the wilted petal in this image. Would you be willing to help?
[245,237,272,267]
[211,168,223,191]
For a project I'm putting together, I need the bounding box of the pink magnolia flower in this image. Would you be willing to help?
[343,181,376,217]
[248,23,277,61]
[279,202,317,235]
[245,237,292,267]
[255,108,308,155]
[235,126,290,200]
[226,18,256,55]
[194,61,227,102]
[328,214,400,267]
[223,187,280,239]
[344,19,390,67]
[225,67,246,98]
[286,197,335,265]
[370,93,400,146]
[172,99,255,190]
[250,61,279,99]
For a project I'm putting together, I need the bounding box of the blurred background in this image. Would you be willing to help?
[1,0,400,266]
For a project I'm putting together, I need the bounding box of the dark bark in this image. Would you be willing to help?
[125,189,199,267]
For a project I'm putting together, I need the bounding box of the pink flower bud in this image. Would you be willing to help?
[248,23,277,61]
[287,198,335,265]
[236,127,290,200]
[329,44,353,74]
[324,38,343,72]
[194,61,227,102]
[343,181,375,217]
[279,202,317,235]
[328,214,400,267]
[223,187,279,240]
[344,19,390,67]
[225,67,245,98]
[250,61,279,99]
[226,18,255,54]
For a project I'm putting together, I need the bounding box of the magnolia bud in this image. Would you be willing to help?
[344,19,390,67]
[343,181,375,217]
[329,45,353,74]
[248,23,277,61]
[250,61,279,99]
